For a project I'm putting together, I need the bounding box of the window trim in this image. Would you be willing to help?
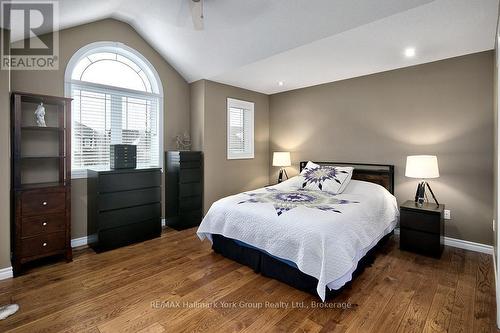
[227,97,255,160]
[64,41,164,179]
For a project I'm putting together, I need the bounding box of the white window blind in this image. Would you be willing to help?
[71,83,160,170]
[227,98,254,159]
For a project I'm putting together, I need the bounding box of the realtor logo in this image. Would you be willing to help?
[1,0,59,70]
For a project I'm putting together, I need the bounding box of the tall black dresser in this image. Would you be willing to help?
[166,151,203,230]
[87,167,162,252]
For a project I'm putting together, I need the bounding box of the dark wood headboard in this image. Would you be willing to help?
[299,161,395,194]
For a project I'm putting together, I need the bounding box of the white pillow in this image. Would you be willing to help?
[298,161,353,194]
[337,167,354,193]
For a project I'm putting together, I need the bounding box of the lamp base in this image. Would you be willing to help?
[414,181,439,207]
[278,168,289,183]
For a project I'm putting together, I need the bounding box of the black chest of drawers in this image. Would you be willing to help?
[87,167,162,252]
[166,151,203,230]
[399,200,444,258]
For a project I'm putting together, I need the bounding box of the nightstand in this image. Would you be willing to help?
[399,200,444,258]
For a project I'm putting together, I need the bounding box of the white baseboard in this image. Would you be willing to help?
[71,236,88,248]
[0,266,13,280]
[444,237,493,255]
[494,255,500,329]
[394,228,493,255]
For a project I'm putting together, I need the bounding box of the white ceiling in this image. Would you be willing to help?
[211,0,499,93]
[12,0,500,94]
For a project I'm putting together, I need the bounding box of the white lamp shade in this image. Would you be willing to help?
[405,155,440,179]
[272,152,291,167]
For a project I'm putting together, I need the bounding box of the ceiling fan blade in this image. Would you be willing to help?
[188,0,204,30]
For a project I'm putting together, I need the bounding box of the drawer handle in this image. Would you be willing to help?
[42,242,47,247]
[42,222,47,226]
[42,201,48,206]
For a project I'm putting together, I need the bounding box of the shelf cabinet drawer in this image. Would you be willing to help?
[96,218,161,252]
[98,187,161,211]
[180,161,201,169]
[98,170,160,193]
[179,183,202,198]
[98,203,161,230]
[20,231,66,257]
[179,196,202,210]
[21,213,66,237]
[400,209,440,234]
[180,152,202,162]
[400,228,442,258]
[21,191,66,216]
[180,209,202,226]
[179,169,201,183]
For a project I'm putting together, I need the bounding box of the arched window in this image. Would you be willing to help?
[65,42,163,178]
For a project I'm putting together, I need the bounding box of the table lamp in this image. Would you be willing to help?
[405,155,440,207]
[273,152,291,183]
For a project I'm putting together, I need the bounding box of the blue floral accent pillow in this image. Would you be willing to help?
[298,161,354,193]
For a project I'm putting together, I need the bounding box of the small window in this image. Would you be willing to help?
[227,98,254,159]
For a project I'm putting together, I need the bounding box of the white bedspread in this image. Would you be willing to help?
[197,179,399,300]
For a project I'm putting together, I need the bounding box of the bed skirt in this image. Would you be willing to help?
[211,231,394,300]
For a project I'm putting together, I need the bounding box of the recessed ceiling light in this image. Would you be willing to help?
[404,47,416,58]
[277,81,284,86]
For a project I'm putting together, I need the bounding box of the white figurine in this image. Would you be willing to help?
[34,102,46,127]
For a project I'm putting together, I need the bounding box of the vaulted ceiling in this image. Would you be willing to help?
[17,0,500,93]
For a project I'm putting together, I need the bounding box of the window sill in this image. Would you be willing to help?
[227,155,255,160]
[71,170,88,179]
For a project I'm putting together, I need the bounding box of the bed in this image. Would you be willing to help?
[197,162,399,301]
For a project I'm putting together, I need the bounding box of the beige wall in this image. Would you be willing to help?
[0,29,10,270]
[9,18,190,241]
[270,51,494,245]
[190,80,270,212]
[190,80,205,151]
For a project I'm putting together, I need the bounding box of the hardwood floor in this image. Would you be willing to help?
[0,227,497,333]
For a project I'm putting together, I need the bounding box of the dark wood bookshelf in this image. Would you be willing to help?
[11,91,73,275]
